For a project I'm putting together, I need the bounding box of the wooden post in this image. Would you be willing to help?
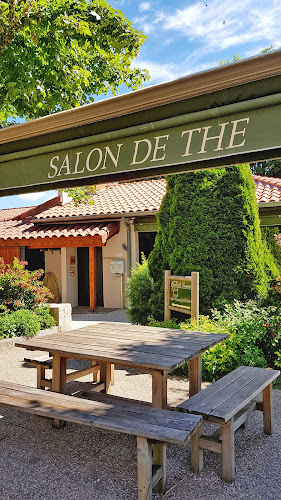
[89,246,96,311]
[152,443,166,493]
[189,354,202,397]
[164,270,171,322]
[137,437,153,500]
[190,421,203,473]
[52,354,67,429]
[263,383,272,435]
[100,362,112,394]
[93,361,100,383]
[37,366,46,389]
[152,370,167,409]
[221,417,235,483]
[191,271,199,328]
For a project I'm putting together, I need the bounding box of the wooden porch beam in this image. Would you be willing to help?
[89,246,97,311]
[0,236,105,248]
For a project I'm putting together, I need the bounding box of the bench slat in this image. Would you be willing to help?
[0,385,200,433]
[24,356,53,367]
[178,366,280,423]
[0,382,201,445]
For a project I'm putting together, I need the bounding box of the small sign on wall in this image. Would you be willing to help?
[70,256,76,277]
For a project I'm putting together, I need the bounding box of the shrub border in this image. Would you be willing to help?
[0,326,59,353]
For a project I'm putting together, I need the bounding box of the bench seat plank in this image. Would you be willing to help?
[178,366,280,423]
[24,356,53,367]
[0,381,201,445]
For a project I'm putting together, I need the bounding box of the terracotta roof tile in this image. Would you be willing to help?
[0,219,119,244]
[0,206,35,221]
[0,175,280,243]
[34,179,166,219]
[253,175,281,203]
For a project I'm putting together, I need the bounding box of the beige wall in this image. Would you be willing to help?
[103,224,127,309]
[44,249,62,298]
[61,247,78,307]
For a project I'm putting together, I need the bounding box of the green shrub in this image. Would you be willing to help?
[148,165,279,319]
[148,318,180,329]
[126,255,153,325]
[34,306,56,330]
[261,227,281,271]
[169,300,281,381]
[0,309,42,339]
[259,275,281,310]
[0,258,53,311]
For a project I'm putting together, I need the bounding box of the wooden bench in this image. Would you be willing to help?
[176,366,280,483]
[24,355,101,390]
[0,380,202,500]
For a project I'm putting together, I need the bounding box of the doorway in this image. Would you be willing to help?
[77,247,104,308]
[138,232,157,262]
[25,248,45,275]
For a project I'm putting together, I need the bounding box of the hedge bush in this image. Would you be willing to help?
[126,255,153,325]
[171,300,281,381]
[148,165,279,319]
[0,306,55,340]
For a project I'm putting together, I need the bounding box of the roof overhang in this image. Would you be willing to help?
[0,221,120,247]
[1,50,281,196]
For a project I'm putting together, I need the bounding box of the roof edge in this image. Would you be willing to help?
[1,50,281,145]
[31,210,158,224]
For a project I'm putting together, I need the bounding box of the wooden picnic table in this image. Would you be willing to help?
[15,322,228,409]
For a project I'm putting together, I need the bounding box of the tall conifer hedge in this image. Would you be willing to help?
[148,165,279,319]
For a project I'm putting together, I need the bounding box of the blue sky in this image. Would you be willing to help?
[1,0,281,209]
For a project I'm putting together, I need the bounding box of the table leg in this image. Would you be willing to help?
[189,354,202,398]
[100,362,113,394]
[152,370,167,409]
[52,354,67,429]
[263,383,272,435]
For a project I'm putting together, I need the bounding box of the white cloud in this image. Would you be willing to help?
[138,0,281,55]
[19,191,56,203]
[178,1,280,49]
[139,2,151,12]
[135,58,220,84]
[135,60,181,83]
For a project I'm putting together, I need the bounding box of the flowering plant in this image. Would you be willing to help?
[0,258,53,311]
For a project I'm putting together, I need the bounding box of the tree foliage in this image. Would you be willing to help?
[0,0,149,125]
[148,165,279,319]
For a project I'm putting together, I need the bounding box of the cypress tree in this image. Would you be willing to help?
[148,164,279,319]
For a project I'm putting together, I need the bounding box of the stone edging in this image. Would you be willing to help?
[0,326,59,353]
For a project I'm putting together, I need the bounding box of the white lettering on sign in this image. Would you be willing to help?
[181,128,202,156]
[48,156,60,178]
[101,144,123,170]
[198,122,229,154]
[225,118,250,149]
[57,154,71,176]
[180,118,250,156]
[130,139,152,165]
[73,152,84,174]
[151,135,169,162]
[47,116,251,180]
[86,148,103,172]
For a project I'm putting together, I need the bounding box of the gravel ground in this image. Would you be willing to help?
[0,311,280,500]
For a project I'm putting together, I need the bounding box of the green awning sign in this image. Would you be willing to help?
[1,94,281,195]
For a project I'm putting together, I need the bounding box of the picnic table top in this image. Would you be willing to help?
[15,322,228,372]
